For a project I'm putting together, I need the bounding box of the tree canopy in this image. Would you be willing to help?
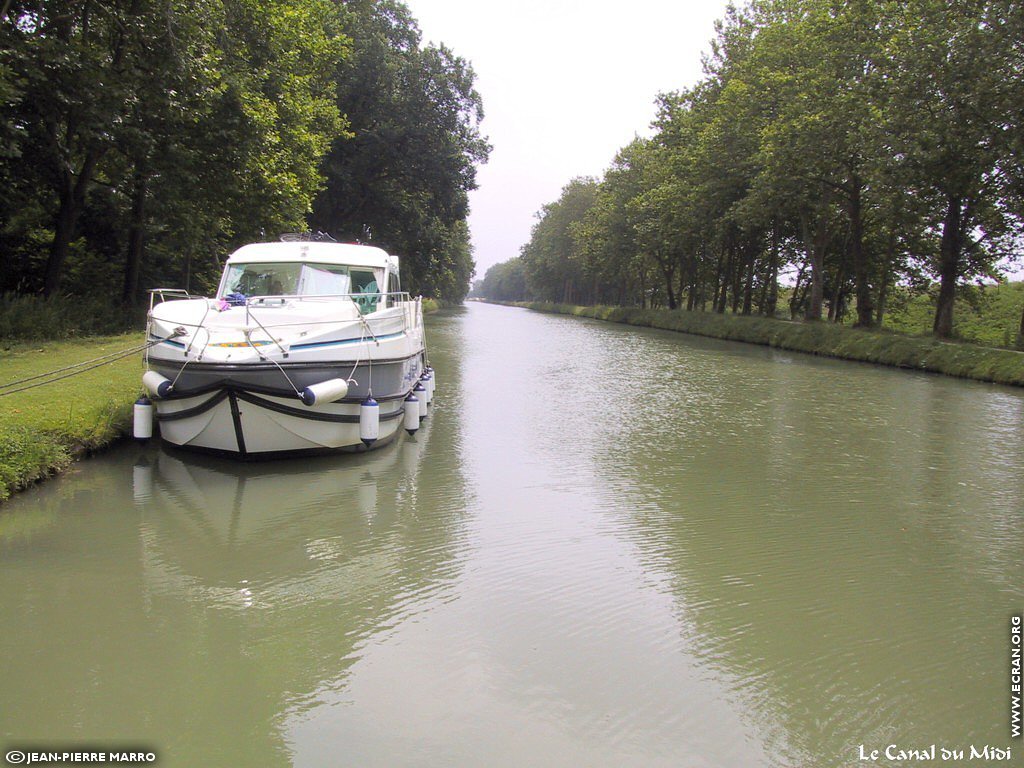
[0,0,489,311]
[308,0,489,302]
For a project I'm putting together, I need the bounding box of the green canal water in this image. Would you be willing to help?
[1,302,1022,767]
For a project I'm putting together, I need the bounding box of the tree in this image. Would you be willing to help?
[309,0,490,301]
[520,178,600,304]
[884,0,1019,338]
[737,0,895,325]
[3,0,138,296]
[0,0,347,302]
[574,139,655,307]
[476,257,530,302]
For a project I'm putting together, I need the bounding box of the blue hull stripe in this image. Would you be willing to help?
[150,332,406,352]
[291,332,406,350]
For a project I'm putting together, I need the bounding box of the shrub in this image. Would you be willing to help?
[0,293,143,342]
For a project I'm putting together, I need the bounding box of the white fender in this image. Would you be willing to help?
[404,394,420,435]
[360,396,380,446]
[133,396,154,440]
[142,371,173,399]
[414,382,428,420]
[301,378,349,406]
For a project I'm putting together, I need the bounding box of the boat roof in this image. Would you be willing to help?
[225,242,397,270]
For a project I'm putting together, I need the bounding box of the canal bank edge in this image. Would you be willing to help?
[501,301,1024,388]
[0,337,144,505]
[0,303,447,505]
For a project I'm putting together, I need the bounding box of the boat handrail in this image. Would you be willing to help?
[235,291,411,306]
[148,291,422,338]
[148,288,193,311]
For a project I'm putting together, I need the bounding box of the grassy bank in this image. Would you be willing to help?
[423,298,468,313]
[512,302,1024,387]
[0,334,146,502]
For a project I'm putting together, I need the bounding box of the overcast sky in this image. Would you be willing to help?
[401,0,734,279]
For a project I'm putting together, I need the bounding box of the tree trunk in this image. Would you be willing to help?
[800,206,828,321]
[793,280,810,319]
[933,194,963,338]
[766,223,779,318]
[1018,300,1024,350]
[730,242,743,314]
[696,244,708,311]
[730,259,741,313]
[829,262,844,322]
[834,287,847,324]
[122,165,148,307]
[43,184,77,297]
[849,179,874,327]
[676,256,688,311]
[713,247,727,314]
[42,149,102,297]
[721,241,736,314]
[661,257,677,310]
[876,270,890,327]
[742,247,755,316]
[805,246,824,321]
[875,227,897,327]
[790,262,806,319]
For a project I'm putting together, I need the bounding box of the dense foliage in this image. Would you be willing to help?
[0,0,488,318]
[309,0,489,301]
[478,0,1024,343]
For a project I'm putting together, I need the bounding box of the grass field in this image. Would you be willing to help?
[0,334,146,501]
[883,282,1024,348]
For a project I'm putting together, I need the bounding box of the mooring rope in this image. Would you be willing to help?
[0,331,185,398]
[243,328,303,397]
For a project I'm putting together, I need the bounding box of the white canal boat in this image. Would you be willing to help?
[141,237,434,458]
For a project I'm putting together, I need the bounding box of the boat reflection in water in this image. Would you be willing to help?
[119,418,465,764]
[132,416,446,606]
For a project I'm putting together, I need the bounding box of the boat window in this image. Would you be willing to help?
[351,268,383,313]
[221,262,356,298]
[297,264,351,296]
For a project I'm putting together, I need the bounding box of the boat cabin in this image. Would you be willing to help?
[216,242,401,313]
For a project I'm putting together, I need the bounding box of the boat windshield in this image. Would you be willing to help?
[220,262,382,300]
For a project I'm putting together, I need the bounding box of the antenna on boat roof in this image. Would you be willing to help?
[279,231,337,243]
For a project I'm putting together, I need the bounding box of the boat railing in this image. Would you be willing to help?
[149,290,422,340]
[148,288,193,311]
[240,291,414,316]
